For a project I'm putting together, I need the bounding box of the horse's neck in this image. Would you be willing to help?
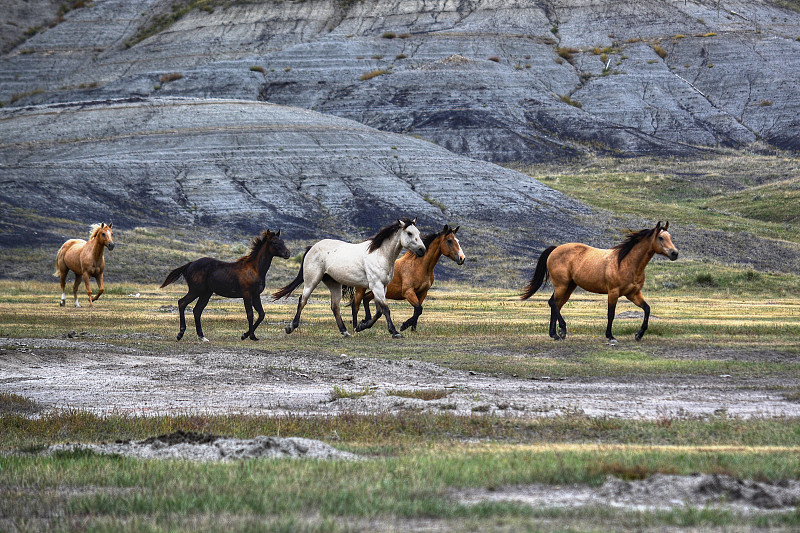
[86,237,105,262]
[420,235,444,273]
[254,247,273,278]
[377,232,404,267]
[626,239,656,277]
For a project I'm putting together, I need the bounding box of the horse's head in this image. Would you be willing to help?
[266,229,291,259]
[653,221,678,261]
[440,225,466,265]
[399,218,426,257]
[94,222,115,251]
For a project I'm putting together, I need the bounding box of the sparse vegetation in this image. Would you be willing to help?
[652,44,667,59]
[249,65,265,74]
[488,56,500,62]
[382,32,396,39]
[556,46,579,63]
[387,389,450,401]
[560,94,582,108]
[159,72,183,83]
[359,69,390,81]
[331,385,372,400]
[395,54,407,59]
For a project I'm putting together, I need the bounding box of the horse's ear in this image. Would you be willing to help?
[655,221,662,232]
[108,222,112,229]
[663,221,669,231]
[452,226,459,234]
[442,224,450,233]
[411,217,417,226]
[100,222,106,228]
[276,229,281,237]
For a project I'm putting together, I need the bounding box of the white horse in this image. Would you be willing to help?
[273,218,426,337]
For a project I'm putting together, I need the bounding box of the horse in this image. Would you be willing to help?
[520,221,679,344]
[272,218,427,338]
[348,224,465,333]
[160,230,290,342]
[55,222,115,308]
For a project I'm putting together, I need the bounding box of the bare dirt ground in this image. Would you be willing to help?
[2,337,798,420]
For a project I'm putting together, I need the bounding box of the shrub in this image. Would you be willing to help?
[560,94,582,109]
[395,54,407,59]
[359,69,390,81]
[760,100,773,106]
[556,47,579,63]
[488,56,500,62]
[249,66,265,74]
[382,32,396,39]
[653,44,667,59]
[159,72,183,83]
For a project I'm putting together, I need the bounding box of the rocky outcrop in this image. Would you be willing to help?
[2,0,799,161]
[0,97,593,249]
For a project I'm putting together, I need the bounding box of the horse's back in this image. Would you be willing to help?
[308,239,371,286]
[549,242,613,293]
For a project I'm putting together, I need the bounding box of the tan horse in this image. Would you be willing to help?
[521,221,678,344]
[55,223,115,307]
[350,224,466,332]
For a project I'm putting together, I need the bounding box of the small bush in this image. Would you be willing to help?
[395,54,407,59]
[359,69,390,81]
[159,72,183,83]
[249,66,265,74]
[760,100,773,106]
[693,273,718,287]
[371,54,383,60]
[696,32,717,37]
[488,56,500,62]
[388,389,450,401]
[398,33,411,39]
[653,44,667,59]
[382,32,396,39]
[332,385,372,400]
[284,67,291,72]
[556,47,579,63]
[560,94,582,109]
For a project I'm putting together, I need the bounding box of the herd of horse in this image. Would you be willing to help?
[54,219,679,345]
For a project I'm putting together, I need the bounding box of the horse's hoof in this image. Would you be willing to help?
[74,303,81,308]
[392,332,403,339]
[200,336,210,342]
[411,325,417,332]
[285,325,293,334]
[341,331,352,337]
[250,335,259,341]
[241,333,248,341]
[59,300,65,307]
[635,332,644,341]
[607,338,618,346]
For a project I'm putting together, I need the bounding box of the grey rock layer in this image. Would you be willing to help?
[2,0,799,162]
[0,97,592,245]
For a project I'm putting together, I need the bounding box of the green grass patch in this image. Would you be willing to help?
[387,389,450,401]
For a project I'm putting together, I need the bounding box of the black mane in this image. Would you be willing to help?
[612,227,657,265]
[419,225,452,251]
[239,231,272,262]
[368,217,416,253]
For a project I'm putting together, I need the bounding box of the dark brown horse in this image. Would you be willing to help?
[350,224,465,332]
[161,230,290,342]
[55,222,115,308]
[521,221,679,344]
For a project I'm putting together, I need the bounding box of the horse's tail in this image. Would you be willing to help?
[520,246,557,300]
[53,241,70,276]
[341,285,355,306]
[272,247,310,300]
[160,262,191,288]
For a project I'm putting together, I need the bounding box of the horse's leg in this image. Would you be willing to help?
[247,295,266,341]
[71,276,82,308]
[606,290,620,345]
[92,272,104,302]
[286,275,321,334]
[550,281,576,340]
[59,269,68,307]
[240,294,255,341]
[371,284,401,338]
[356,292,382,332]
[400,289,423,332]
[627,291,651,341]
[350,288,365,331]
[176,290,199,341]
[81,272,94,307]
[193,292,212,342]
[324,279,350,337]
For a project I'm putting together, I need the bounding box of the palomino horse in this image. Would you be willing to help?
[349,224,466,332]
[160,230,290,342]
[55,222,115,307]
[521,221,678,344]
[273,218,426,338]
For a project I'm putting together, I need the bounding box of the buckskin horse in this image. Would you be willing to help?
[273,218,426,338]
[521,221,679,344]
[161,230,290,342]
[349,224,466,332]
[55,222,115,308]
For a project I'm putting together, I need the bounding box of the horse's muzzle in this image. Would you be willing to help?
[669,250,678,261]
[414,246,426,257]
[457,257,465,265]
[106,243,115,251]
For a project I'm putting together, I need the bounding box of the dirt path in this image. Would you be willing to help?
[2,337,798,419]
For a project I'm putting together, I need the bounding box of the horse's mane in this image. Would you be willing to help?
[612,227,657,265]
[239,231,272,262]
[88,223,105,239]
[401,225,449,257]
[368,217,415,253]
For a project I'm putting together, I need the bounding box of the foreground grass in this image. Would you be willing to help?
[2,410,800,532]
